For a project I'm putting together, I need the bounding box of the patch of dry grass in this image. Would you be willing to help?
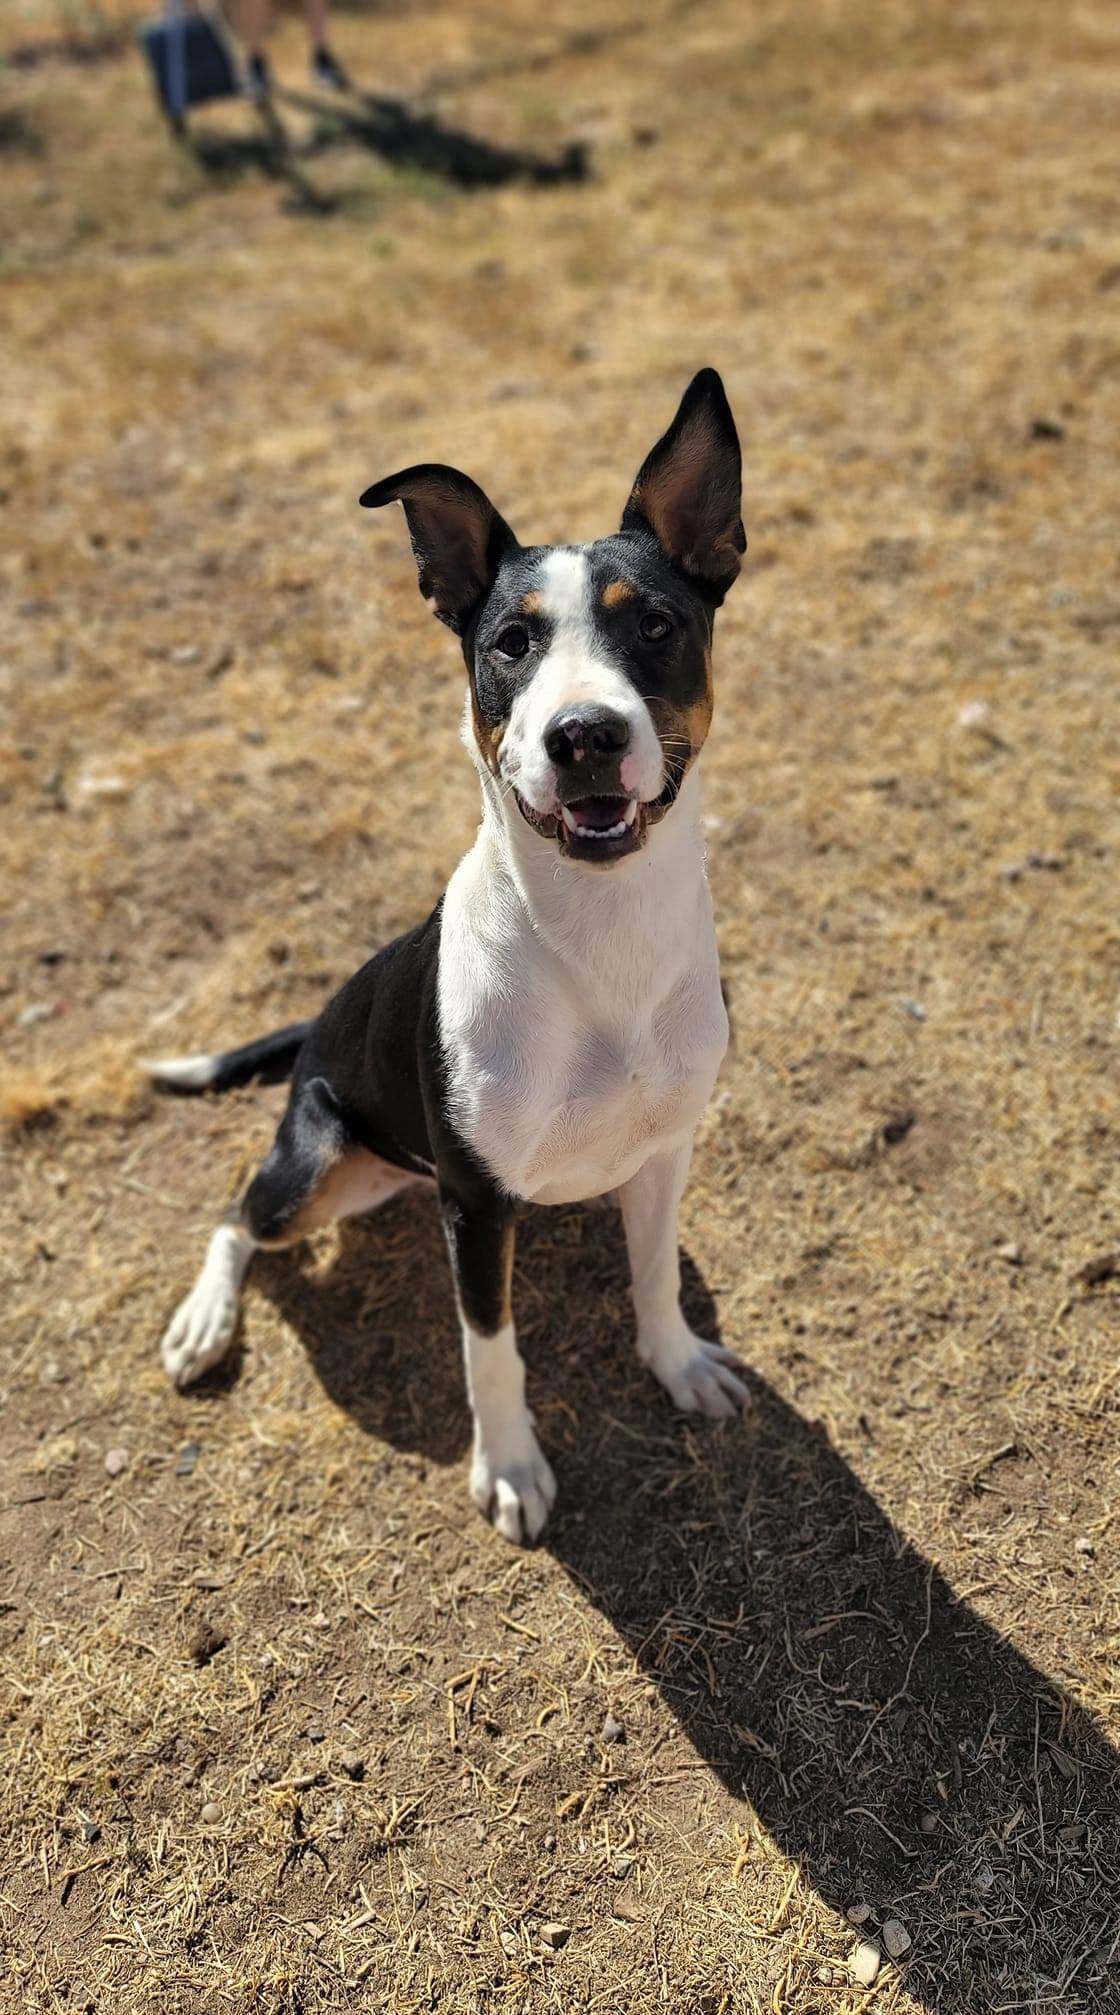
[2,2,1120,2011]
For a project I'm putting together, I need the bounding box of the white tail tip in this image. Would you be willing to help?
[141,1051,221,1090]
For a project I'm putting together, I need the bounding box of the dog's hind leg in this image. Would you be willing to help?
[160,1075,421,1388]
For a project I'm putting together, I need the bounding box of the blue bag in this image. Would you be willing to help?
[139,2,240,125]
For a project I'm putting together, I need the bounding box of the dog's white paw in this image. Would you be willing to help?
[642,1329,750,1419]
[161,1281,240,1387]
[470,1430,557,1545]
[160,1225,251,1388]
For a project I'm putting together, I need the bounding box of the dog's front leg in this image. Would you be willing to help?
[619,1140,749,1418]
[441,1191,556,1544]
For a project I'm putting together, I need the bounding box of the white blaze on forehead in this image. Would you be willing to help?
[538,546,593,633]
[501,547,665,813]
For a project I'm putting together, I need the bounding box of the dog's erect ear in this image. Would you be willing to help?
[621,369,746,599]
[360,464,519,635]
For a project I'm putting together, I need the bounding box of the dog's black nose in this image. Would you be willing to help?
[544,706,630,768]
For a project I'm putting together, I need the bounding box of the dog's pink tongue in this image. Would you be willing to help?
[571,796,627,830]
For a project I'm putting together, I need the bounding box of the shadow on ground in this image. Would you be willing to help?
[252,1199,1120,2013]
[185,89,587,210]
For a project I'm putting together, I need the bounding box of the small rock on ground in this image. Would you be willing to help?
[850,1940,880,1985]
[882,1918,912,1959]
[1075,1251,1117,1287]
[104,1447,128,1477]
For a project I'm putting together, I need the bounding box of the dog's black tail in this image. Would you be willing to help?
[143,1019,313,1096]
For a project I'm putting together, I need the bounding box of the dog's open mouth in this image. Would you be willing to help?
[515,791,647,862]
[560,795,639,842]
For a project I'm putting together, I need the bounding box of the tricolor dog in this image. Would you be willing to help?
[152,368,749,1543]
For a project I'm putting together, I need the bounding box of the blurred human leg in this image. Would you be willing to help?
[306,0,350,90]
[240,0,273,94]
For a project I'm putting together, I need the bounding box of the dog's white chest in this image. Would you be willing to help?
[511,1001,724,1204]
[438,813,728,1207]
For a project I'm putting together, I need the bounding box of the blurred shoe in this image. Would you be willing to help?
[244,50,273,100]
[312,44,350,92]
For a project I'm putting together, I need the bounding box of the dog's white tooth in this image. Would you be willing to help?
[623,798,638,827]
[561,805,578,832]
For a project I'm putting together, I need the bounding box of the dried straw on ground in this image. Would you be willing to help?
[2,2,1119,2009]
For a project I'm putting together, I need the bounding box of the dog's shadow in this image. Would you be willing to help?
[253,1199,1120,2013]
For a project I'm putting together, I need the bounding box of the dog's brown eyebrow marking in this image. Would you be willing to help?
[521,590,544,615]
[602,579,634,608]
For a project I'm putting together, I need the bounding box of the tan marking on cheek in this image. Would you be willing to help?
[681,649,715,752]
[649,657,714,809]
[521,590,544,615]
[470,692,506,775]
[602,579,634,609]
[681,688,713,754]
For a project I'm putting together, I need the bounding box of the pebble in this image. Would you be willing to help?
[1075,1252,1117,1288]
[601,1712,624,1744]
[337,1749,365,1780]
[882,1918,912,1959]
[75,769,129,803]
[17,1003,54,1028]
[850,1940,880,1986]
[958,698,991,730]
[81,1818,101,1843]
[846,1901,872,1925]
[996,1241,1023,1265]
[920,1810,939,1835]
[200,1801,221,1824]
[175,1442,200,1477]
[1002,851,1064,882]
[104,1448,129,1477]
[898,996,927,1021]
[540,1922,570,1950]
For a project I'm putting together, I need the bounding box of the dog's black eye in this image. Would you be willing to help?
[494,624,530,660]
[639,612,673,643]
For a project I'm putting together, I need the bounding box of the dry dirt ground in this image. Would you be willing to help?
[2,2,1119,2010]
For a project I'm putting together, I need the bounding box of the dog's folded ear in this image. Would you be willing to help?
[360,464,519,635]
[621,369,746,600]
